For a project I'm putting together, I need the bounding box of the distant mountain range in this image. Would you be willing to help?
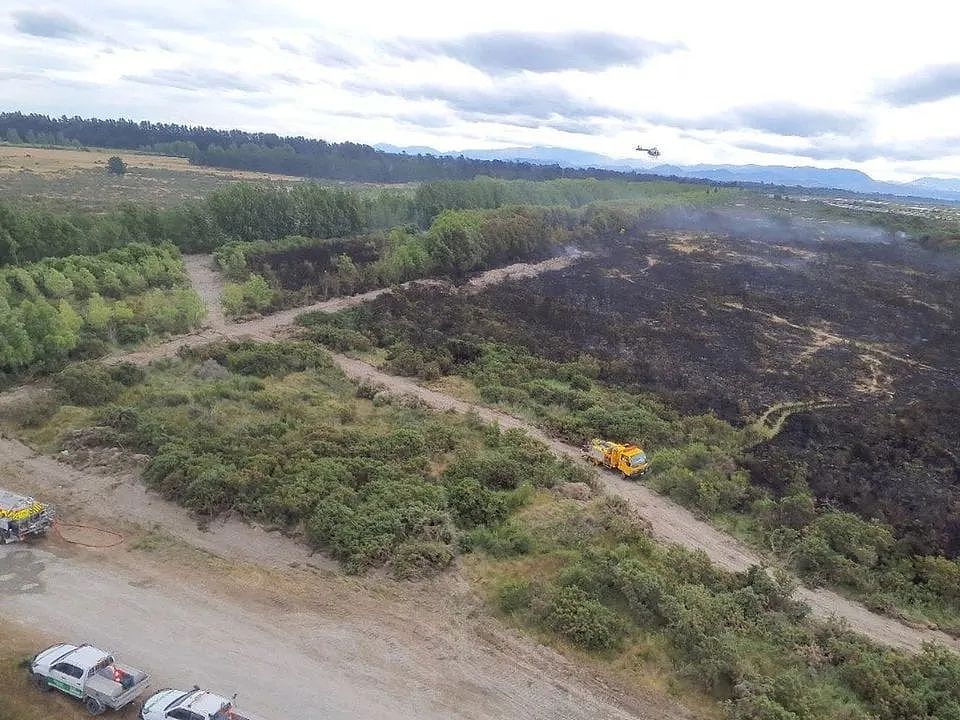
[375,143,960,203]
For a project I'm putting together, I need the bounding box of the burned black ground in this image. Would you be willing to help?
[343,228,960,558]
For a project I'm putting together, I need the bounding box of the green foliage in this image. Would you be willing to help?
[490,499,960,719]
[86,346,571,575]
[547,585,626,651]
[391,540,454,579]
[180,340,330,377]
[106,155,127,174]
[498,579,532,613]
[794,511,894,591]
[0,297,32,368]
[136,287,206,334]
[462,523,533,558]
[221,274,275,318]
[917,556,960,603]
[108,362,145,387]
[445,477,508,528]
[54,363,122,405]
[0,243,200,373]
[0,182,365,263]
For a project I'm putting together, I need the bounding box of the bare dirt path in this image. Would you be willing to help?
[1,541,675,720]
[183,254,228,331]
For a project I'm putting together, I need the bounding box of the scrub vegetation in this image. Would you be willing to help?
[33,345,586,575]
[0,243,202,379]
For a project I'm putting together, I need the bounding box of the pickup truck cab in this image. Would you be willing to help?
[140,688,258,720]
[30,643,150,715]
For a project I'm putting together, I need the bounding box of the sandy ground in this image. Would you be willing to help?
[0,542,675,720]
[183,254,228,331]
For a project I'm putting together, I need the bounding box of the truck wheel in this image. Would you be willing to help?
[85,697,106,716]
[31,672,51,691]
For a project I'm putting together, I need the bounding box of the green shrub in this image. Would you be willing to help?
[108,362,146,387]
[498,579,532,613]
[547,585,626,651]
[54,363,121,405]
[307,325,373,351]
[116,323,151,345]
[462,523,533,557]
[71,334,110,360]
[446,477,508,528]
[391,540,454,579]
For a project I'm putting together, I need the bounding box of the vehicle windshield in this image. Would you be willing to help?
[165,692,195,711]
[629,453,647,466]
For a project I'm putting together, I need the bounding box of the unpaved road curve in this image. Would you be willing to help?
[332,356,960,655]
[1,544,673,720]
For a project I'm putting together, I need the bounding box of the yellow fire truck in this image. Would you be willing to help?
[583,438,648,478]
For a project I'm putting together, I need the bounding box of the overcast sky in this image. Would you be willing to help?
[3,0,959,181]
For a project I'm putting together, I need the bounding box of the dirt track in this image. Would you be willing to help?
[1,542,669,720]
[331,356,960,654]
[4,250,957,665]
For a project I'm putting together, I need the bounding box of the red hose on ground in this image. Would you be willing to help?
[52,520,125,548]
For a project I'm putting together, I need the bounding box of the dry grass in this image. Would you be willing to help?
[0,619,90,720]
[0,144,306,210]
[0,144,297,181]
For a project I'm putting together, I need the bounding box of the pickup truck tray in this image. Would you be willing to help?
[86,666,150,708]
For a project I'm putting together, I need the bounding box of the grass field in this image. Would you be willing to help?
[0,144,306,209]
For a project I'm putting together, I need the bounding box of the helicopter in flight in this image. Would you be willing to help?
[635,145,661,158]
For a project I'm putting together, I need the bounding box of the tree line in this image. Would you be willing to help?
[1,177,726,267]
[0,183,369,264]
[0,111,713,185]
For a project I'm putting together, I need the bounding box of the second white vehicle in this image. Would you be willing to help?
[140,687,260,720]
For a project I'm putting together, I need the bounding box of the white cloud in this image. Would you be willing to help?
[2,0,959,180]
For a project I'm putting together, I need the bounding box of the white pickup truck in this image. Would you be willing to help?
[139,688,261,720]
[30,643,150,715]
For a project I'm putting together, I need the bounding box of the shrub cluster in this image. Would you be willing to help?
[0,243,202,373]
[96,347,585,575]
[490,500,960,720]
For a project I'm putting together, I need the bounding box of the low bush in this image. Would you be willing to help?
[54,363,121,405]
[391,540,455,579]
[547,585,626,651]
[462,523,533,557]
[498,579,533,613]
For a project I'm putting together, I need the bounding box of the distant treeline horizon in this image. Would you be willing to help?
[0,111,708,185]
